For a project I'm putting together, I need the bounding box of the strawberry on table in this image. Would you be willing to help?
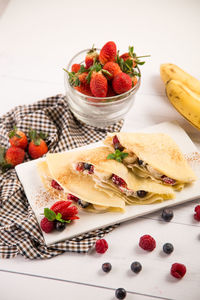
[8,126,28,149]
[5,146,25,167]
[90,71,108,97]
[28,129,48,159]
[99,41,117,65]
[85,45,99,69]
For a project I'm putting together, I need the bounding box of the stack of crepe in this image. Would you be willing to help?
[37,132,196,213]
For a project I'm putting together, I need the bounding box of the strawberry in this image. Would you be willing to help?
[51,200,79,220]
[5,146,25,167]
[120,46,150,67]
[85,45,99,69]
[71,63,81,73]
[103,62,121,80]
[107,84,117,97]
[90,71,108,97]
[120,52,137,68]
[78,72,88,85]
[99,41,117,65]
[132,76,138,86]
[112,72,132,94]
[74,84,93,96]
[8,126,28,149]
[28,129,48,159]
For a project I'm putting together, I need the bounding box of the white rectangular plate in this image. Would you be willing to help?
[16,122,200,246]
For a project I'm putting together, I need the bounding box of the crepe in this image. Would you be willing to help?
[104,132,196,190]
[37,152,126,213]
[68,146,175,204]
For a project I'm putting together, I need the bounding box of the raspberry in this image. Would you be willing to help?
[171,263,186,279]
[40,217,54,233]
[51,179,63,190]
[194,205,200,221]
[95,239,108,254]
[139,235,156,251]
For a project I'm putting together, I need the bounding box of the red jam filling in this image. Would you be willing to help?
[67,193,79,202]
[111,174,127,188]
[76,162,94,174]
[51,179,63,190]
[161,175,176,185]
[113,135,124,151]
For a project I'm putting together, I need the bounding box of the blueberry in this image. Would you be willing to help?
[115,288,127,299]
[137,190,147,198]
[77,199,90,208]
[102,262,112,273]
[130,261,142,273]
[161,208,174,222]
[84,163,91,170]
[55,221,66,232]
[163,243,174,254]
[137,159,144,166]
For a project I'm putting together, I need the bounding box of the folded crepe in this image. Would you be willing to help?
[37,152,126,213]
[67,146,175,204]
[104,132,196,190]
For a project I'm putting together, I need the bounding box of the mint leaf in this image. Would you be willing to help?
[106,150,128,163]
[55,212,71,223]
[107,153,116,160]
[44,208,56,221]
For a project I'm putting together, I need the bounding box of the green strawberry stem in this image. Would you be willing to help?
[135,55,151,58]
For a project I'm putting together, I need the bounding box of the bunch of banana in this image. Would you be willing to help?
[160,63,200,130]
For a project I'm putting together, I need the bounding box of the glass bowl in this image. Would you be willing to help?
[64,49,141,128]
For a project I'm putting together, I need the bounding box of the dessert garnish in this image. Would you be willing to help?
[107,149,128,163]
[40,200,79,234]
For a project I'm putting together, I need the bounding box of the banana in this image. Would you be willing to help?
[166,79,200,130]
[160,63,200,95]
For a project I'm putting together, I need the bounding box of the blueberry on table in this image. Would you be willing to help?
[115,288,127,299]
[161,208,174,222]
[130,261,142,273]
[163,243,174,254]
[102,262,112,273]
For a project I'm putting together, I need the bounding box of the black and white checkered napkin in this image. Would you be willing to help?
[0,94,123,259]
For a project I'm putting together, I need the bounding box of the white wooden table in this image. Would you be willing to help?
[0,1,200,299]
